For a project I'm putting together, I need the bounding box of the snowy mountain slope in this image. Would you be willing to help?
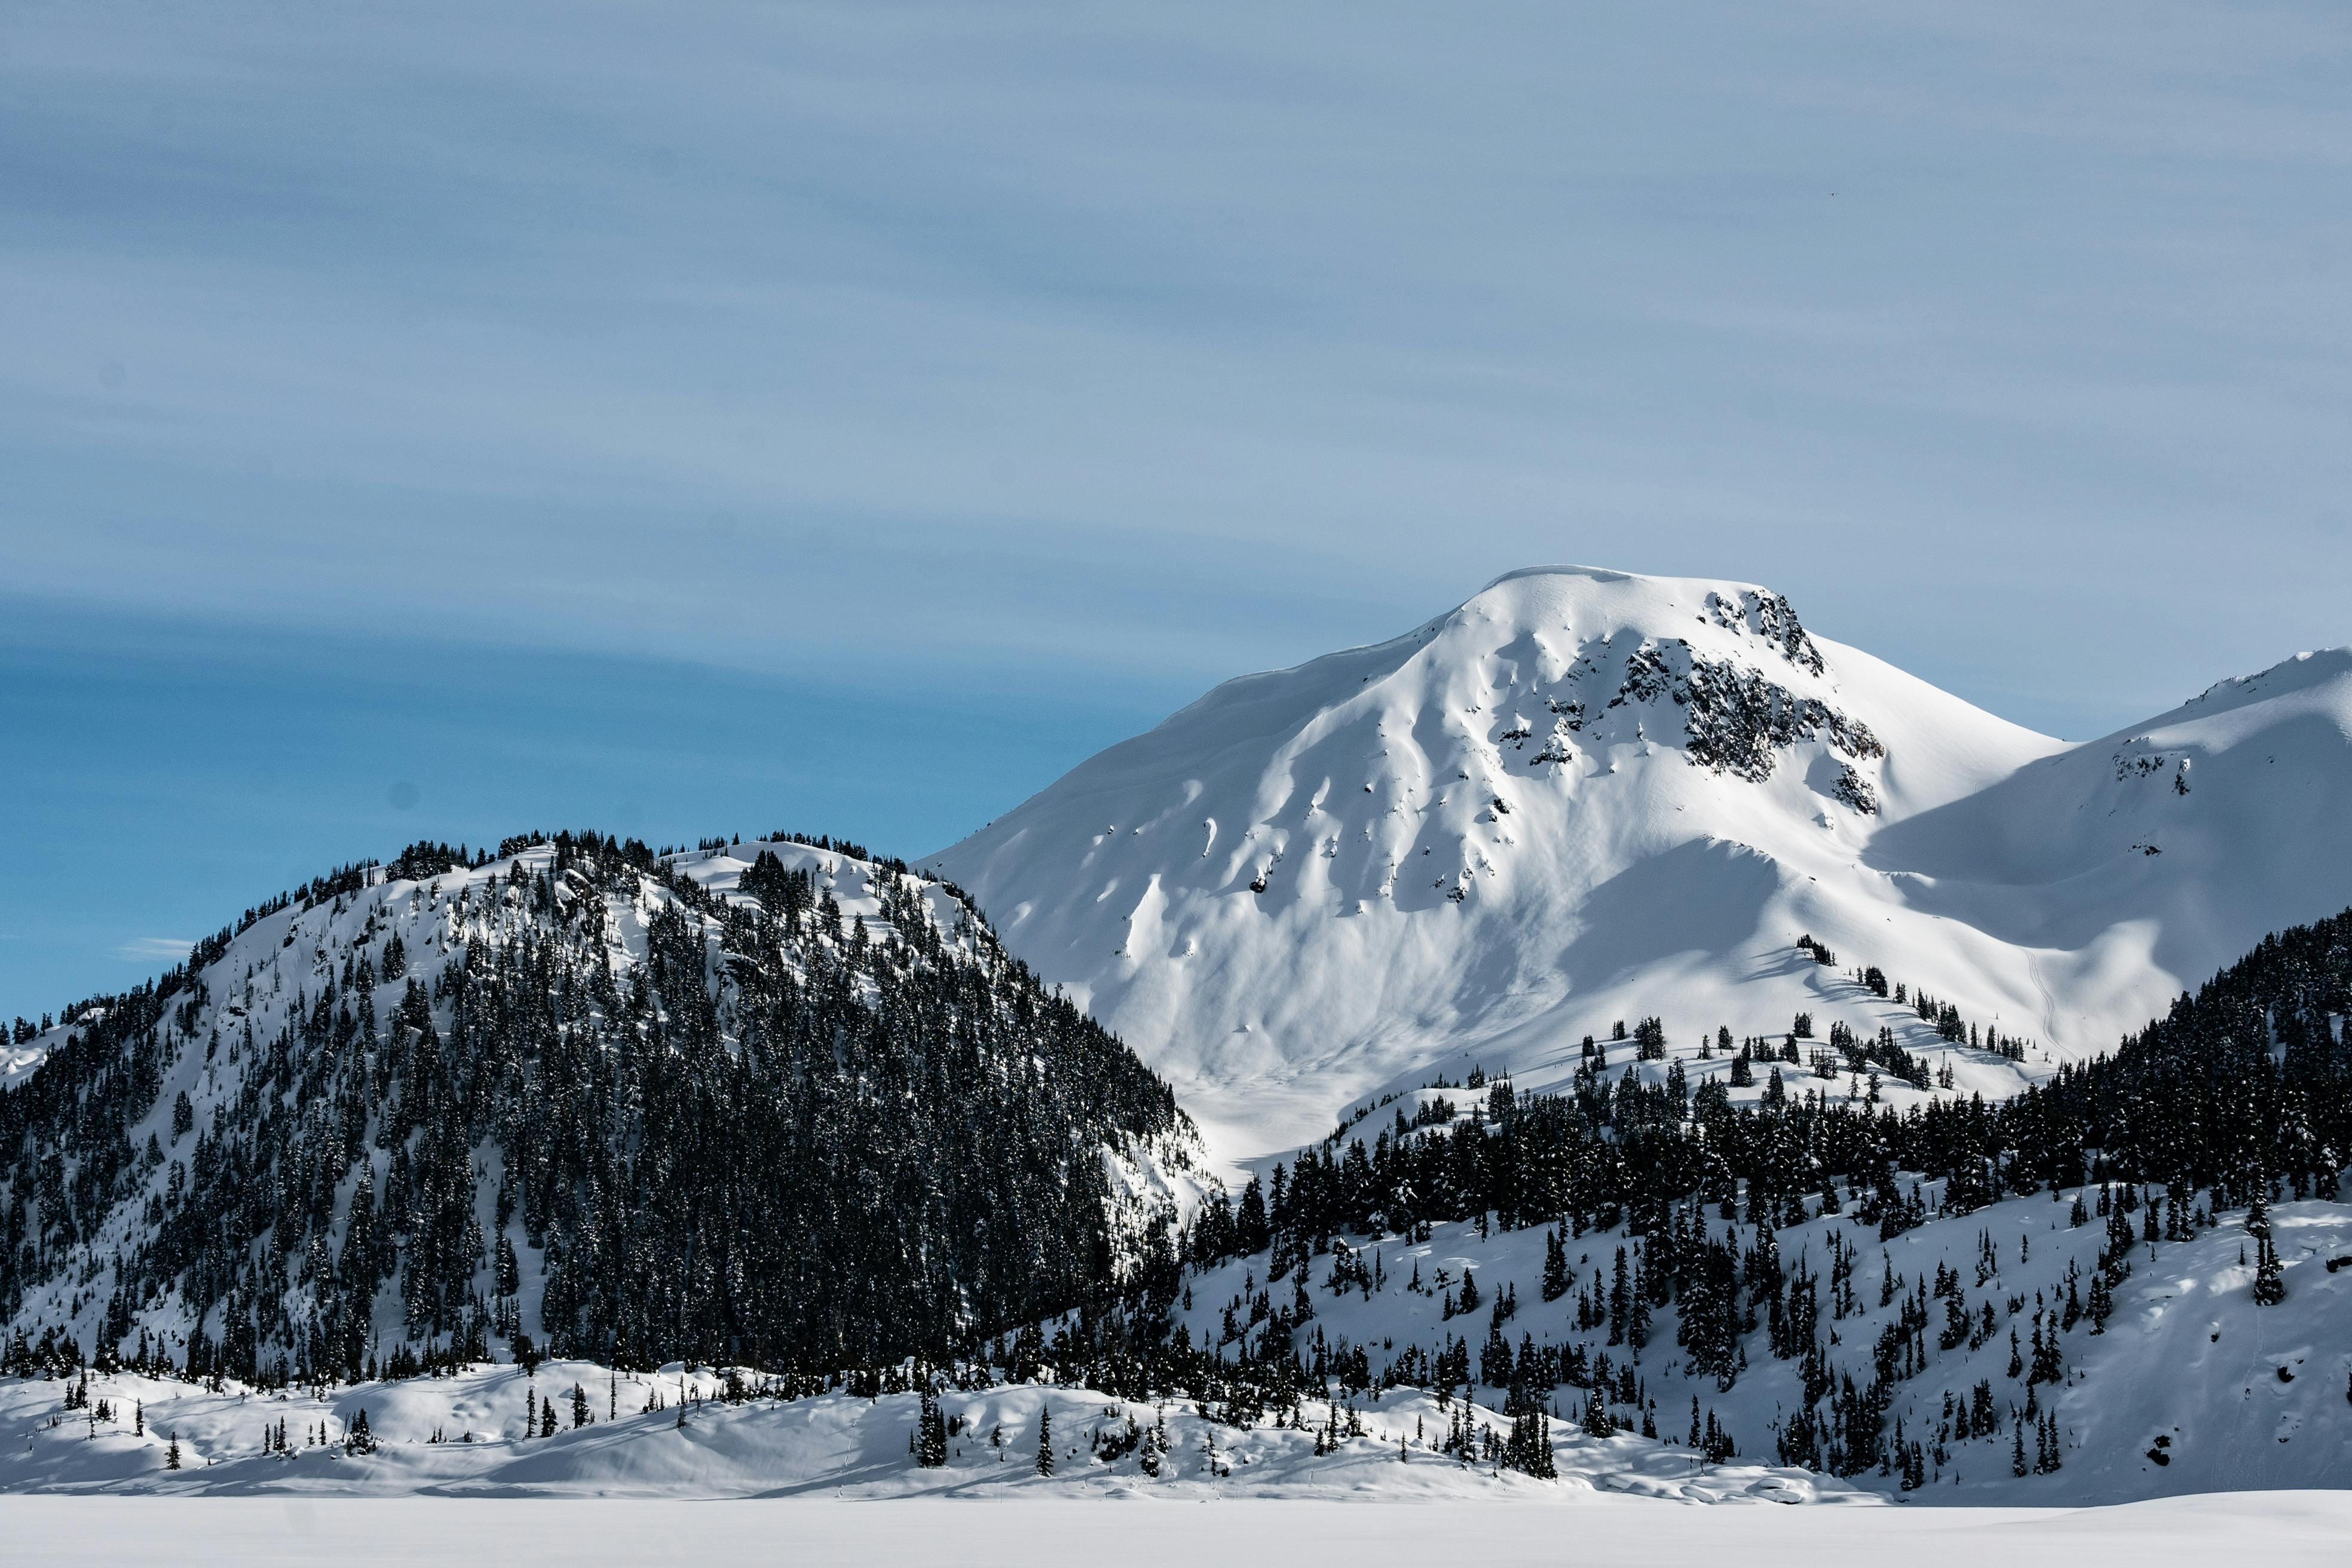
[927,566,2352,1158]
[0,832,1203,1379]
[965,893,2349,1509]
[1866,648,2352,1016]
[1161,1193,2352,1506]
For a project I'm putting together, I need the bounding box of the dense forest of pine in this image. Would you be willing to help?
[0,832,1192,1385]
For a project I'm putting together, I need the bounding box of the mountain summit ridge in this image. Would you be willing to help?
[929,566,2352,1159]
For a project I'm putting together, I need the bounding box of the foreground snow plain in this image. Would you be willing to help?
[4,1493,2347,1567]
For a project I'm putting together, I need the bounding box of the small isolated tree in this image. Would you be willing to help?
[345,1409,376,1456]
[1138,1424,1162,1478]
[1035,1404,1054,1476]
[2246,1190,2286,1306]
[164,1432,182,1470]
[916,1385,948,1468]
[2252,1240,2286,1304]
[1541,1229,1570,1303]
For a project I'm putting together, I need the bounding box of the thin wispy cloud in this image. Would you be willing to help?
[4,0,2350,1010]
[1,1,2344,720]
[117,937,195,962]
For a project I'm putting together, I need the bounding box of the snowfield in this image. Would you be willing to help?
[2,1359,1848,1502]
[929,566,2352,1158]
[2,1493,2347,1567]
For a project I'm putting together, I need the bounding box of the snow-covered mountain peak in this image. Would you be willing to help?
[1376,566,1836,718]
[1168,566,2051,840]
[929,567,2077,1157]
[2085,648,2352,809]
[1453,564,1821,669]
[933,568,2352,1162]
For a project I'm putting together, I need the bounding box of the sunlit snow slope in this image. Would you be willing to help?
[930,567,2352,1157]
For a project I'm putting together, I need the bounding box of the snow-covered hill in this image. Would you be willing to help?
[0,833,1202,1380]
[929,566,2352,1157]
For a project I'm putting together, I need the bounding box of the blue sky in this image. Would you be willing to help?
[4,1,2348,1012]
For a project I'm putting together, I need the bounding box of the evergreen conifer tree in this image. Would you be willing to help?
[1541,1228,1570,1303]
[2247,1192,2286,1305]
[916,1385,948,1468]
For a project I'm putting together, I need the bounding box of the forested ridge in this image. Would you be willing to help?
[1176,911,2348,1256]
[1,831,1193,1384]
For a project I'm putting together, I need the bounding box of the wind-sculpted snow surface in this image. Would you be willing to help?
[929,566,2352,1156]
